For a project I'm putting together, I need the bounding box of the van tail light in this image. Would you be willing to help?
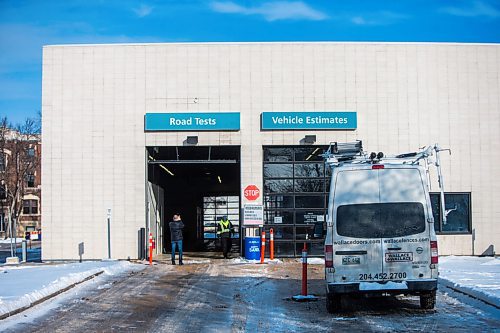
[325,245,333,267]
[430,241,439,264]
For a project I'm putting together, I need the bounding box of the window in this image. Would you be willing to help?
[0,213,5,232]
[430,193,471,234]
[337,202,426,238]
[27,148,35,157]
[23,199,38,215]
[0,186,6,200]
[263,146,329,256]
[26,173,35,188]
[0,153,5,171]
[263,164,293,178]
[203,196,239,240]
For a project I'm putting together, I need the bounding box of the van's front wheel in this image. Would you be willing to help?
[326,293,342,313]
[420,291,436,309]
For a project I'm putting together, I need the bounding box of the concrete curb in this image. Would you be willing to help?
[439,277,500,310]
[0,270,104,320]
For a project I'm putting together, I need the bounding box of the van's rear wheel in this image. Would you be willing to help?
[326,293,342,313]
[420,291,436,309]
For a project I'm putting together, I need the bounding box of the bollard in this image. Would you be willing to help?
[301,242,308,296]
[260,230,266,264]
[270,228,274,260]
[292,242,318,301]
[22,240,27,262]
[148,232,153,266]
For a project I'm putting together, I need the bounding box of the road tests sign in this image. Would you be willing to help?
[243,204,264,226]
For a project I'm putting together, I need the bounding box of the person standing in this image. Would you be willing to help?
[169,213,184,265]
[217,215,234,259]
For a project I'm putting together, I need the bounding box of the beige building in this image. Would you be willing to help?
[42,42,499,260]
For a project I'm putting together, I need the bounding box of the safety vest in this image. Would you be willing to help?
[217,219,231,234]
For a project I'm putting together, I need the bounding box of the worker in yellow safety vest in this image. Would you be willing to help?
[217,216,234,259]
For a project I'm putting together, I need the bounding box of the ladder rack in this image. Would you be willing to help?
[322,141,449,167]
[322,141,451,224]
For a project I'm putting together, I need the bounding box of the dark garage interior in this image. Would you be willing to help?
[147,146,241,253]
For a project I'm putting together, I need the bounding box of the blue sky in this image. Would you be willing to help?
[1,0,499,125]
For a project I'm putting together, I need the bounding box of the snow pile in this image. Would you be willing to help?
[294,257,324,265]
[304,258,325,265]
[439,256,500,308]
[183,259,211,264]
[0,261,142,318]
[230,257,283,264]
[0,238,25,244]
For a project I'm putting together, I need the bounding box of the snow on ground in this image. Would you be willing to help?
[0,261,144,318]
[183,259,211,264]
[294,257,324,265]
[439,256,500,308]
[1,255,498,327]
[304,257,325,265]
[230,257,283,264]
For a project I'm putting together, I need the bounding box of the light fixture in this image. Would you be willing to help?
[304,135,316,144]
[305,147,320,161]
[186,136,198,145]
[217,176,222,184]
[159,164,174,176]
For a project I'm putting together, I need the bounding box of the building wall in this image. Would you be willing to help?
[42,42,500,259]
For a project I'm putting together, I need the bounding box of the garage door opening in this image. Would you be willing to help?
[146,146,241,255]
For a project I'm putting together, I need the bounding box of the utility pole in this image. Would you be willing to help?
[13,216,17,256]
[9,215,13,257]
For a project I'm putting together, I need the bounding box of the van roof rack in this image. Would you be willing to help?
[323,141,451,224]
[322,140,364,162]
[322,141,450,166]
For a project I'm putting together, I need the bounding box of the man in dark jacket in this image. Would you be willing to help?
[217,215,234,259]
[169,213,184,265]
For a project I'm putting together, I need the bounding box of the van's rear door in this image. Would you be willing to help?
[378,168,432,280]
[333,168,383,283]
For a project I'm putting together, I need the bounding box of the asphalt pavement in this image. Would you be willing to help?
[3,256,499,332]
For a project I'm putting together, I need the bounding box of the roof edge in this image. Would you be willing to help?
[43,41,500,48]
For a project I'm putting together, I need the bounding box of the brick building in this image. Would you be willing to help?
[0,127,41,238]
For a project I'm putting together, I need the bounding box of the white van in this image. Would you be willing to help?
[324,145,444,313]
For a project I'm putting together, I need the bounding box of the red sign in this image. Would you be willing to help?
[244,185,260,201]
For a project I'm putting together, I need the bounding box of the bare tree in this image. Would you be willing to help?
[0,116,41,239]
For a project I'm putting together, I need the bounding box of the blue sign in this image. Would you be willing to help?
[145,112,240,131]
[261,112,357,130]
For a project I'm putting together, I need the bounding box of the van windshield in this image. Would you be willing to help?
[336,202,426,238]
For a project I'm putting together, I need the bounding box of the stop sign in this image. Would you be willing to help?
[244,185,260,201]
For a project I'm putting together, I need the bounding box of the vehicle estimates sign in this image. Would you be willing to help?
[243,204,264,226]
[261,112,357,130]
[145,113,240,131]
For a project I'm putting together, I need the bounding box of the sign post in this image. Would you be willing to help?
[78,242,84,263]
[107,208,112,259]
